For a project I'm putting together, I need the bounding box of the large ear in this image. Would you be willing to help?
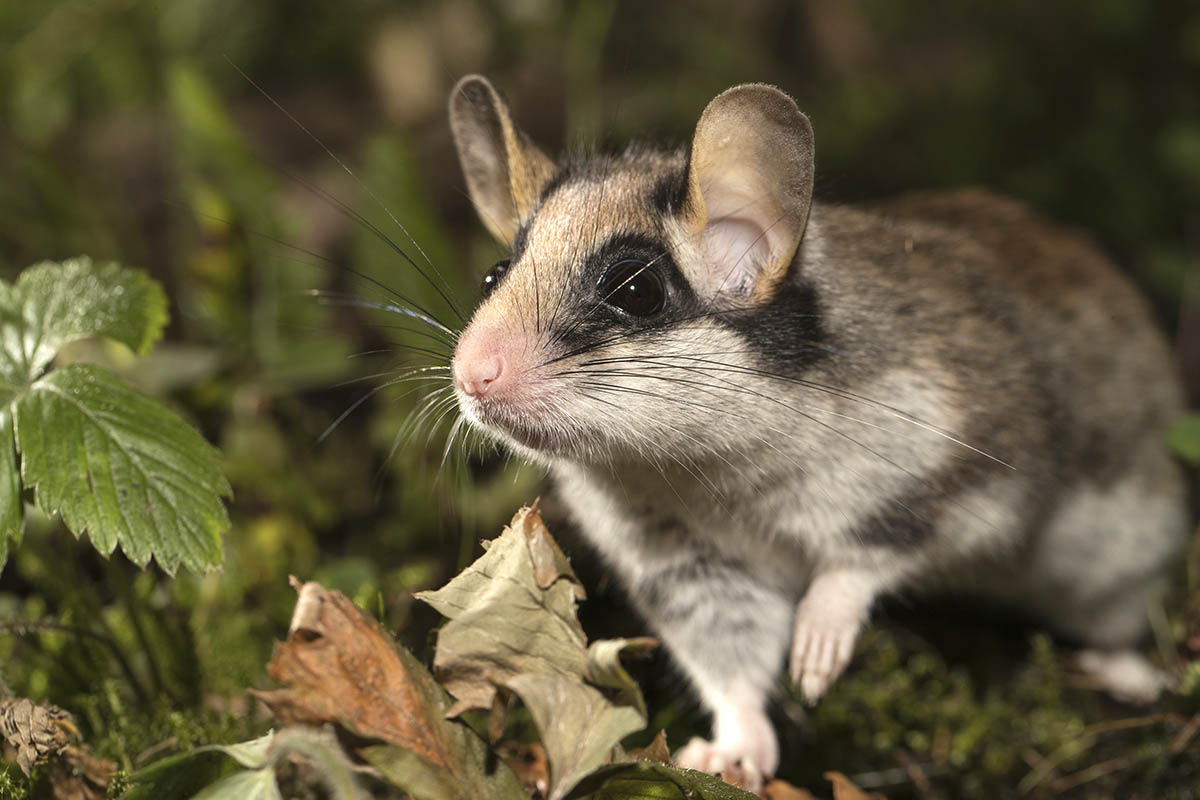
[449,75,558,247]
[680,84,815,302]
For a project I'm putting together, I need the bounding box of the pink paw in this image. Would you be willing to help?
[788,616,860,704]
[675,737,768,793]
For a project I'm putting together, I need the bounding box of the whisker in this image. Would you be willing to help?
[227,57,467,324]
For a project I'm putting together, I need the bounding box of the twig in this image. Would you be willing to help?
[1169,713,1200,753]
[1049,755,1135,793]
[894,750,940,800]
[0,619,149,705]
[1081,712,1182,737]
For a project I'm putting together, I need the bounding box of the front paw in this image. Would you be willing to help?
[788,615,860,705]
[674,737,768,793]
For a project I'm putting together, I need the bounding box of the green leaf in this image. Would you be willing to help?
[563,762,762,800]
[191,769,283,800]
[1167,413,1200,467]
[0,256,168,383]
[14,363,229,574]
[0,411,22,565]
[123,733,275,800]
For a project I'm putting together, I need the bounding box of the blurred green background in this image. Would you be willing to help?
[1,1,1199,797]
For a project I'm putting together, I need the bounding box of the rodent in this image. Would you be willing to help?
[445,75,1190,789]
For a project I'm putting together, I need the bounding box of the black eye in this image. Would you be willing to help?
[481,258,511,298]
[597,259,666,317]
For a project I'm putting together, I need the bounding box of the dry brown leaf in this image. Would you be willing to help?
[255,579,526,800]
[49,746,117,800]
[764,778,820,800]
[627,730,671,764]
[0,697,115,799]
[253,578,448,768]
[1,697,75,775]
[503,741,549,797]
[826,771,887,800]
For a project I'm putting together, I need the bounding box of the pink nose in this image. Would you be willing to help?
[454,353,506,397]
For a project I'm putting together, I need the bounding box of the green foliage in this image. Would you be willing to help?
[0,258,229,575]
[1168,413,1200,466]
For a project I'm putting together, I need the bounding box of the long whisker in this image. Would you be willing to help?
[227,57,467,324]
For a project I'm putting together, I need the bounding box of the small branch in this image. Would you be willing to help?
[0,619,149,705]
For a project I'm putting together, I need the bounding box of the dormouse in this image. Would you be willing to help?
[447,75,1189,789]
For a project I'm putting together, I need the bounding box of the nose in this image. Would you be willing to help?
[454,353,506,397]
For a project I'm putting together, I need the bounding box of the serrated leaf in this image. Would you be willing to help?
[0,411,21,566]
[563,762,762,800]
[14,363,229,574]
[0,256,168,382]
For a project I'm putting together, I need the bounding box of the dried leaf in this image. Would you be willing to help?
[417,507,659,799]
[503,741,549,797]
[415,505,588,717]
[255,578,448,765]
[764,778,820,800]
[506,670,645,800]
[50,746,117,800]
[254,579,526,800]
[627,731,671,765]
[0,697,74,775]
[825,771,886,800]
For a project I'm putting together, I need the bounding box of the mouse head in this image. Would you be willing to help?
[448,76,820,464]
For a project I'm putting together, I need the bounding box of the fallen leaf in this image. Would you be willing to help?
[0,697,75,775]
[504,741,549,797]
[825,771,887,800]
[255,578,448,766]
[506,670,645,800]
[415,505,589,717]
[253,579,526,800]
[417,508,658,799]
[764,778,820,799]
[627,730,671,764]
[0,696,116,800]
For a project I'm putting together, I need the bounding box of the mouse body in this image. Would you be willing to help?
[446,76,1189,788]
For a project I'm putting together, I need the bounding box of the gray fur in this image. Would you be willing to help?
[447,78,1190,783]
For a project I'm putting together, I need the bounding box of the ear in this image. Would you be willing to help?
[449,75,558,247]
[680,84,815,302]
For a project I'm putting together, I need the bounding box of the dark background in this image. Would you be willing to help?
[1,1,1198,797]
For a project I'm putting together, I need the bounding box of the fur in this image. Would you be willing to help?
[446,76,1190,787]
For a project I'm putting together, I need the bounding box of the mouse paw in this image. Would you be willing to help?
[788,569,876,705]
[675,737,767,793]
[1073,649,1170,705]
[788,616,859,704]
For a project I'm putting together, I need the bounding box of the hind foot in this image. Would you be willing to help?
[674,696,777,793]
[1073,649,1170,704]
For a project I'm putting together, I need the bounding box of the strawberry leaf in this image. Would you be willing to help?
[14,363,229,574]
[0,256,168,382]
